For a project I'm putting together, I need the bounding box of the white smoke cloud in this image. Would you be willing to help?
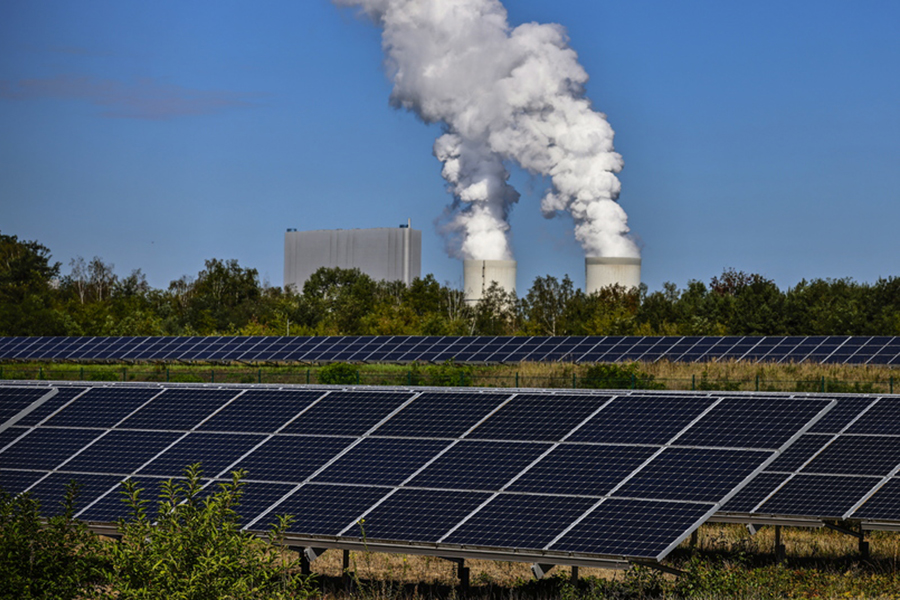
[335,0,639,259]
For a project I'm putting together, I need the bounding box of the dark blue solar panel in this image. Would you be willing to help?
[0,469,48,494]
[117,389,240,431]
[801,436,900,477]
[136,432,267,477]
[807,397,877,434]
[343,489,491,543]
[550,498,713,559]
[27,472,124,517]
[567,396,715,445]
[756,474,880,518]
[506,444,657,497]
[405,441,549,491]
[279,391,414,436]
[0,387,51,426]
[720,472,791,513]
[442,494,597,550]
[229,435,354,482]
[61,430,182,474]
[615,448,771,503]
[16,387,88,427]
[78,477,169,522]
[373,392,511,439]
[312,438,450,486]
[467,394,611,442]
[852,478,900,521]
[766,434,832,472]
[675,398,832,449]
[196,390,325,433]
[253,484,389,535]
[226,481,297,526]
[844,399,900,435]
[43,388,161,429]
[0,428,103,470]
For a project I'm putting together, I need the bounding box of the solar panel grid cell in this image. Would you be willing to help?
[44,388,161,429]
[197,390,326,433]
[405,440,550,491]
[467,394,610,442]
[550,498,714,559]
[442,494,598,550]
[229,435,355,482]
[312,438,451,486]
[60,430,183,474]
[0,387,50,425]
[279,391,414,436]
[615,447,772,503]
[257,484,390,536]
[754,474,880,518]
[343,488,492,543]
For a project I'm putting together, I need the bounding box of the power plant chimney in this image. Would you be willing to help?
[585,257,641,294]
[464,259,517,303]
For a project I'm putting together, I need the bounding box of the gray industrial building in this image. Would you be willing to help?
[284,224,422,291]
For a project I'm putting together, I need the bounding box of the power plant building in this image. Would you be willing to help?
[284,225,421,291]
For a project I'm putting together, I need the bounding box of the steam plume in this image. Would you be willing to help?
[335,0,639,259]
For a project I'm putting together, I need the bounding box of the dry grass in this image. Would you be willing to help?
[291,525,900,599]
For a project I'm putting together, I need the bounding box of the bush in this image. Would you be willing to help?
[580,362,665,390]
[317,362,359,385]
[0,481,103,600]
[100,464,317,600]
[423,359,473,387]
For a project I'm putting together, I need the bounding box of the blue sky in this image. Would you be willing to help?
[2,0,898,294]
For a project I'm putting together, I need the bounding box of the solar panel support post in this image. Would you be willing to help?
[823,522,869,560]
[891,376,894,395]
[774,526,785,563]
[756,375,760,392]
[532,563,555,579]
[570,565,579,582]
[342,548,352,591]
[443,557,470,590]
[166,368,169,382]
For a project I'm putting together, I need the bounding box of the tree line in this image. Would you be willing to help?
[2,231,899,338]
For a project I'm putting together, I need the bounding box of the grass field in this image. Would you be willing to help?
[302,524,900,599]
[0,360,897,394]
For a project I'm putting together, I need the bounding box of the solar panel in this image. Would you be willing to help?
[718,395,900,524]
[4,335,900,364]
[0,381,836,569]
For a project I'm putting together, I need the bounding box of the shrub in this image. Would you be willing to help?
[100,464,317,600]
[0,481,103,600]
[580,362,665,390]
[317,362,359,385]
[424,359,473,387]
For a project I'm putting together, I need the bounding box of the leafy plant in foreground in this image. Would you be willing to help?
[0,481,103,600]
[100,464,317,600]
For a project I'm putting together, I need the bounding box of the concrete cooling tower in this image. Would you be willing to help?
[464,260,517,303]
[585,257,641,294]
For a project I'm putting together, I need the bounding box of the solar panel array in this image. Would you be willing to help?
[721,394,900,525]
[0,382,836,566]
[1,335,900,364]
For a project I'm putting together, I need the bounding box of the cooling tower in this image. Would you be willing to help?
[585,257,641,294]
[464,259,517,303]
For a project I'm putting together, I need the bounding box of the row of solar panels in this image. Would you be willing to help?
[1,381,898,568]
[2,335,900,364]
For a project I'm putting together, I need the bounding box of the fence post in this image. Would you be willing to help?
[691,374,695,391]
[572,373,577,389]
[891,376,894,395]
[755,374,759,392]
[166,368,170,383]
[39,366,43,380]
[515,372,519,388]
[80,367,84,381]
[631,373,636,389]
[122,368,126,382]
[258,368,262,384]
[307,369,310,384]
[356,371,360,386]
[821,376,826,393]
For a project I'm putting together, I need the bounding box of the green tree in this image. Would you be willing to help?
[0,232,64,335]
